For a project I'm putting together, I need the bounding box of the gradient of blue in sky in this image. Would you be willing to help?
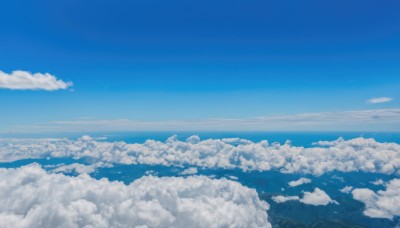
[0,0,399,132]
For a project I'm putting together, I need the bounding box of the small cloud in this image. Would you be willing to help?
[300,188,339,206]
[272,188,338,206]
[0,70,72,91]
[180,167,198,175]
[339,186,353,194]
[288,178,312,187]
[367,97,393,104]
[370,179,385,186]
[271,195,300,203]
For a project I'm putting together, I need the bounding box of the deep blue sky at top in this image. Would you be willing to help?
[0,0,400,129]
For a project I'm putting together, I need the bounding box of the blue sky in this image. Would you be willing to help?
[0,0,400,132]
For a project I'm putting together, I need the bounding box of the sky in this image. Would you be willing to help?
[0,0,400,132]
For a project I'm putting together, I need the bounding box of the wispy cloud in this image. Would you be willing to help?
[367,97,393,104]
[3,108,400,133]
[0,70,72,91]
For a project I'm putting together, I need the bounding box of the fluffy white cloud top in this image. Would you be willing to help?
[49,162,110,174]
[272,188,337,206]
[300,188,338,206]
[352,179,400,220]
[1,136,400,176]
[0,70,72,90]
[288,178,312,187]
[0,164,271,228]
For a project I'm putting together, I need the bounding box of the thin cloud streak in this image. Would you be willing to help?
[367,97,393,104]
[3,108,400,133]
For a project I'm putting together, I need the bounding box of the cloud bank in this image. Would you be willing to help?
[0,164,270,228]
[352,179,400,220]
[0,70,72,91]
[1,136,400,176]
[272,188,337,206]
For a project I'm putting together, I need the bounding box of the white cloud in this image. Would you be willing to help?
[50,162,111,174]
[300,188,338,206]
[288,178,312,187]
[371,179,385,186]
[5,109,400,132]
[1,136,400,176]
[0,164,271,228]
[272,188,337,206]
[0,70,72,91]
[180,167,198,175]
[271,196,300,203]
[340,186,353,194]
[352,179,400,220]
[367,97,393,104]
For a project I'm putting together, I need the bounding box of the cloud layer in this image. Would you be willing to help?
[0,164,270,228]
[0,70,72,91]
[1,136,400,176]
[352,179,400,220]
[5,109,400,132]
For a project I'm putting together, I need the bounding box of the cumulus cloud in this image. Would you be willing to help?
[1,136,400,176]
[339,186,353,194]
[367,97,393,104]
[180,167,198,175]
[300,188,338,206]
[0,70,72,91]
[371,179,385,186]
[0,164,271,228]
[352,179,400,220]
[288,178,312,187]
[272,188,337,206]
[271,196,300,203]
[50,162,111,174]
